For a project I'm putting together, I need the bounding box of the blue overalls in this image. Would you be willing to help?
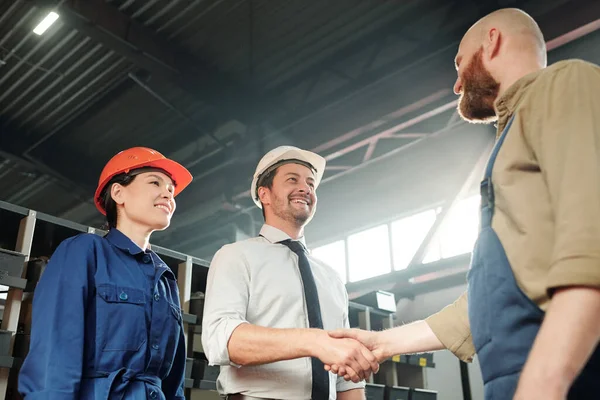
[467,115,600,399]
[19,229,186,400]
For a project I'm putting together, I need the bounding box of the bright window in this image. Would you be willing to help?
[312,195,481,284]
[347,225,391,282]
[312,240,347,283]
[424,195,480,262]
[390,209,437,270]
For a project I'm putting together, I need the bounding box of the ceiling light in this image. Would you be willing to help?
[33,11,59,35]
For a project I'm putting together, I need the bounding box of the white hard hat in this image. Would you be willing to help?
[251,145,326,208]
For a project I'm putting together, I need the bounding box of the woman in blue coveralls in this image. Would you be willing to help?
[19,147,193,400]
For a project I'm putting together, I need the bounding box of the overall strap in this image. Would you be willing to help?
[480,114,516,212]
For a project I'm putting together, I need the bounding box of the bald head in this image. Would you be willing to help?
[453,9,547,124]
[464,8,546,66]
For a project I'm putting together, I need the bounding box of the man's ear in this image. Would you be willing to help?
[258,186,271,207]
[484,27,502,60]
[111,183,125,206]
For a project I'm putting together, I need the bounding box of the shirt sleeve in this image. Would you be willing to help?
[337,288,366,392]
[524,60,600,295]
[201,245,251,367]
[425,291,474,362]
[161,326,186,400]
[18,234,95,400]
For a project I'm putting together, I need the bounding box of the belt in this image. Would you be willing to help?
[228,395,278,400]
[84,368,161,400]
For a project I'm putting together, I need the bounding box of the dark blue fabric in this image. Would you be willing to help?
[468,115,600,399]
[19,229,186,400]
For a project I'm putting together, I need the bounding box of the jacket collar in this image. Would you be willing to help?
[105,228,148,256]
[494,68,541,136]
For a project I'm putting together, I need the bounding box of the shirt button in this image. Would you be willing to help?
[142,254,151,263]
[119,292,128,301]
[149,390,157,398]
[154,293,160,301]
[152,344,159,350]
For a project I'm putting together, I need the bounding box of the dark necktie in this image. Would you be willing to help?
[278,239,330,400]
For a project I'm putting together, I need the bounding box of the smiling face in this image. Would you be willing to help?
[111,171,176,231]
[259,163,317,228]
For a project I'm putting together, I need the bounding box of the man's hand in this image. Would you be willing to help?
[312,331,380,383]
[325,329,386,380]
[512,287,600,400]
[512,370,567,400]
[329,329,386,360]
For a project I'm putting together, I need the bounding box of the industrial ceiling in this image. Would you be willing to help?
[0,0,599,260]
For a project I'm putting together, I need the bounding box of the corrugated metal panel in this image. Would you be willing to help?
[0,2,135,143]
[0,155,69,216]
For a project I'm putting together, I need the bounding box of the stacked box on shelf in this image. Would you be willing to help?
[194,359,219,381]
[385,385,410,400]
[407,353,435,368]
[411,388,438,400]
[0,332,11,359]
[365,383,385,400]
[0,249,25,280]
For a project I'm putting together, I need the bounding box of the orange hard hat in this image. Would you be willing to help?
[94,147,193,215]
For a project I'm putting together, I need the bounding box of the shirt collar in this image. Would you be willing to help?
[259,224,308,249]
[105,228,149,256]
[494,68,542,136]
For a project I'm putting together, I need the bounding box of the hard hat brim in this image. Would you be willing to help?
[94,158,193,215]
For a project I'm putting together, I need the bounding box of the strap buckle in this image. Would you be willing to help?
[480,178,494,209]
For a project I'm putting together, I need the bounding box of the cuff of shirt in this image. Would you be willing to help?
[547,257,600,296]
[425,312,474,362]
[336,376,366,392]
[209,319,249,367]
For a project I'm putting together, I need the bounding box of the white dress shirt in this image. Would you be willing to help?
[201,224,365,399]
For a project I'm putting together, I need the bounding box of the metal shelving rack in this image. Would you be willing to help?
[0,200,213,400]
[348,300,438,400]
[0,199,438,400]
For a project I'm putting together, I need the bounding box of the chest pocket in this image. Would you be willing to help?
[96,284,147,352]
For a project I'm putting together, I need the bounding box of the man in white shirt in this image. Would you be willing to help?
[202,145,378,400]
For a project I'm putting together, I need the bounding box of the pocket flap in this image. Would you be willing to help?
[97,284,146,305]
[169,303,183,322]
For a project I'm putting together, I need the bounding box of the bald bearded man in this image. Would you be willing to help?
[327,8,600,400]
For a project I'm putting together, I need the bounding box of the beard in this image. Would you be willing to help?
[457,47,500,123]
[271,193,313,227]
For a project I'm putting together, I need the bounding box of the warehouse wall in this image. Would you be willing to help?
[425,350,484,400]
[305,121,494,245]
[396,284,485,400]
[304,27,600,248]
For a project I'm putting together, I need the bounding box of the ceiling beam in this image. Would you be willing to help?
[263,0,455,94]
[166,1,600,255]
[261,0,492,133]
[153,0,511,183]
[264,0,599,134]
[31,0,280,128]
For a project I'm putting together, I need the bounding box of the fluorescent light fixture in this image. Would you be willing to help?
[33,11,59,35]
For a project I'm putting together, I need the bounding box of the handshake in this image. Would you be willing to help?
[314,328,388,383]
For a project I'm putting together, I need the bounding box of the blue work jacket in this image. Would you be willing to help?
[19,229,186,400]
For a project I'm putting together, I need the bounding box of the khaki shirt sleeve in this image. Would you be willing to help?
[425,291,474,362]
[525,61,600,296]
